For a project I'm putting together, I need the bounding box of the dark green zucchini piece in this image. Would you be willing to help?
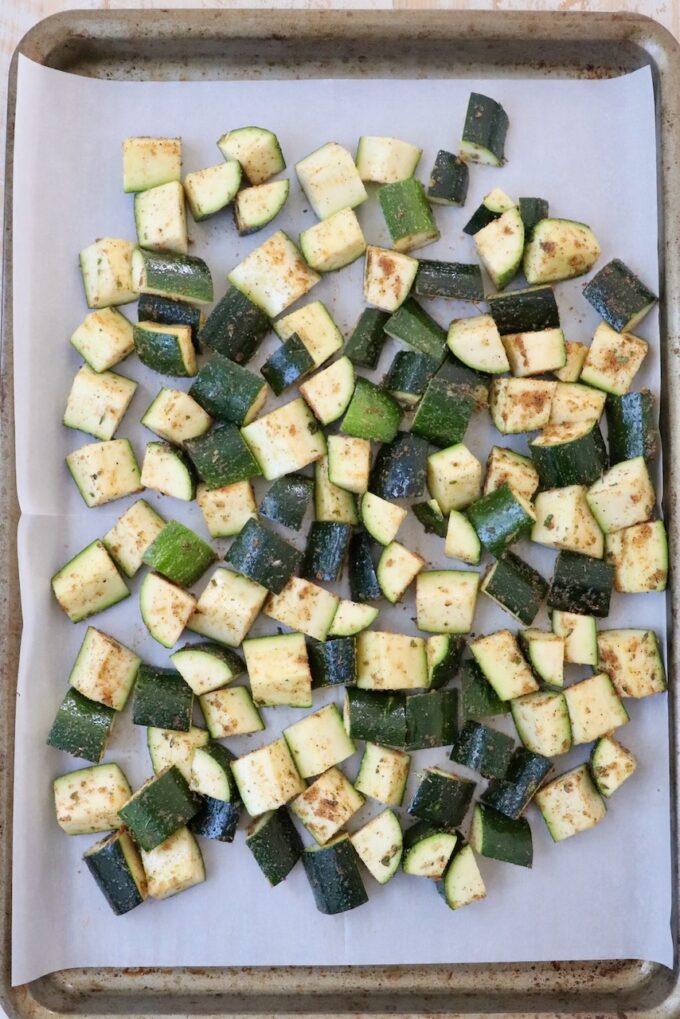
[134,248,213,304]
[428,634,466,690]
[341,377,402,442]
[47,689,115,764]
[462,189,513,236]
[370,432,429,499]
[481,748,552,820]
[405,689,458,750]
[348,529,381,602]
[412,500,447,538]
[408,767,475,827]
[427,150,469,206]
[138,293,203,350]
[302,521,351,583]
[343,688,406,747]
[384,298,447,361]
[142,521,216,587]
[189,796,240,842]
[437,354,490,408]
[118,766,200,851]
[481,552,548,626]
[303,835,368,915]
[384,351,438,407]
[450,721,515,779]
[260,335,314,395]
[132,664,193,732]
[469,802,533,867]
[466,483,534,557]
[415,261,484,302]
[189,353,267,425]
[378,178,440,253]
[133,323,195,377]
[460,92,509,167]
[606,390,659,464]
[226,517,302,594]
[582,258,657,332]
[547,550,614,618]
[83,830,147,915]
[461,659,509,720]
[308,637,357,688]
[185,425,261,489]
[412,378,476,448]
[345,308,389,369]
[519,198,549,238]
[530,420,608,489]
[199,287,270,364]
[259,474,314,531]
[246,807,303,886]
[487,285,560,334]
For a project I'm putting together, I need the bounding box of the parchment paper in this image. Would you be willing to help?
[11,55,672,984]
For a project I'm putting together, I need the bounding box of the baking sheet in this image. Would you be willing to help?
[10,54,672,985]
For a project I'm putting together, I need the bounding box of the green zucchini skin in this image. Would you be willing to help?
[308,637,357,688]
[259,474,314,531]
[530,422,608,488]
[132,665,194,732]
[226,518,302,594]
[260,335,314,395]
[482,552,548,626]
[450,721,515,779]
[185,425,261,489]
[341,377,402,443]
[414,261,484,302]
[136,249,214,304]
[466,483,534,557]
[582,258,657,332]
[189,796,240,842]
[427,150,469,206]
[142,521,216,587]
[378,177,440,251]
[302,522,351,583]
[133,324,193,377]
[437,355,490,407]
[348,529,381,602]
[189,354,267,425]
[83,830,146,915]
[118,766,200,851]
[385,351,438,406]
[384,298,447,361]
[463,201,502,237]
[403,819,456,852]
[519,198,549,237]
[412,378,476,448]
[47,689,115,763]
[345,309,389,369]
[344,688,406,747]
[246,807,303,886]
[606,391,659,464]
[481,748,552,820]
[199,287,270,364]
[461,660,509,720]
[428,635,466,690]
[487,286,560,334]
[408,769,475,827]
[412,501,448,538]
[405,690,458,750]
[471,803,533,867]
[461,92,509,165]
[370,432,429,500]
[137,294,203,350]
[303,837,368,915]
[547,550,614,617]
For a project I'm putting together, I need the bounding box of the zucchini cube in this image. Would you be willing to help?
[426,634,466,689]
[68,626,140,710]
[71,307,135,373]
[502,328,566,377]
[605,520,668,593]
[231,738,305,816]
[226,517,301,594]
[259,474,314,531]
[510,692,572,758]
[460,660,509,721]
[408,767,475,827]
[142,521,216,588]
[84,830,147,915]
[384,298,447,361]
[261,336,314,395]
[308,635,358,686]
[47,689,116,764]
[123,136,181,192]
[483,446,539,502]
[551,610,598,666]
[474,208,524,290]
[460,92,508,166]
[303,834,368,914]
[300,207,366,273]
[350,809,403,885]
[139,573,197,649]
[402,821,458,878]
[378,541,425,604]
[371,432,429,501]
[356,631,428,691]
[235,180,290,235]
[470,630,538,701]
[147,725,209,781]
[217,126,285,185]
[518,629,565,688]
[246,808,303,887]
[481,747,552,820]
[481,551,548,626]
[199,287,269,363]
[412,377,476,448]
[363,245,418,313]
[581,322,648,395]
[547,550,614,618]
[343,688,407,747]
[535,764,606,842]
[264,577,339,642]
[532,485,604,559]
[416,570,479,634]
[356,135,422,184]
[283,703,356,779]
[449,721,515,778]
[133,248,214,305]
[132,664,194,732]
[447,314,508,375]
[243,632,313,708]
[427,149,469,206]
[184,160,241,220]
[405,689,458,751]
[586,457,655,534]
[554,341,589,383]
[141,826,205,899]
[295,141,367,220]
[427,443,482,514]
[133,321,197,377]
[300,357,355,426]
[228,231,319,318]
[241,398,327,481]
[119,766,199,851]
[582,258,657,333]
[188,568,268,647]
[140,441,197,501]
[103,499,166,578]
[66,439,143,508]
[54,762,132,835]
[379,177,440,253]
[550,381,607,426]
[345,307,390,368]
[523,219,600,285]
[291,767,364,845]
[189,354,268,426]
[341,377,402,443]
[590,735,637,797]
[275,301,343,369]
[199,685,264,738]
[134,180,188,255]
[489,378,556,433]
[597,628,666,698]
[79,238,138,309]
[564,672,628,744]
[327,435,371,495]
[52,540,129,623]
[186,425,261,490]
[469,804,532,868]
[354,742,410,805]
[64,365,137,441]
[171,643,244,697]
[196,480,257,539]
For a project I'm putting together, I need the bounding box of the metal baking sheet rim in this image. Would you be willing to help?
[1,9,679,1018]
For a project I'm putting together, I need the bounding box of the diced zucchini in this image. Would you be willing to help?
[586,457,655,534]
[134,321,196,377]
[265,577,339,642]
[590,735,636,798]
[481,748,552,820]
[363,245,419,312]
[532,485,604,559]
[484,446,539,502]
[503,328,566,377]
[409,767,475,828]
[350,809,403,884]
[134,181,187,255]
[564,672,629,744]
[511,691,572,757]
[71,307,135,373]
[345,308,389,369]
[406,689,458,750]
[140,573,196,649]
[379,177,440,253]
[518,629,564,688]
[136,294,204,350]
[308,636,357,687]
[260,335,314,396]
[299,356,355,425]
[341,377,402,443]
[141,827,205,899]
[142,520,215,587]
[132,664,193,732]
[519,197,549,237]
[356,135,422,183]
[460,92,508,166]
[186,424,261,490]
[447,315,509,374]
[47,690,115,765]
[52,541,129,623]
[554,342,589,383]
[260,474,314,532]
[343,688,407,747]
[79,238,137,308]
[132,248,213,305]
[371,432,429,501]
[293,767,364,844]
[246,808,303,887]
[171,642,244,696]
[303,834,368,914]
[449,721,515,779]
[597,628,666,698]
[606,390,659,465]
[489,378,556,433]
[64,366,136,441]
[474,207,524,290]
[461,659,510,721]
[283,703,355,779]
[147,726,209,781]
[66,439,143,508]
[378,541,425,604]
[416,570,479,634]
[226,517,300,594]
[300,207,366,272]
[228,231,319,317]
[328,435,371,495]
[385,350,438,407]
[582,258,657,333]
[384,298,447,361]
[190,354,268,426]
[217,126,285,184]
[54,763,132,835]
[243,632,312,708]
[535,764,606,842]
[122,136,181,192]
[402,822,458,879]
[470,630,538,701]
[275,301,343,369]
[523,219,601,285]
[234,179,290,234]
[83,829,147,915]
[487,281,559,339]
[412,377,476,449]
[354,742,410,806]
[356,631,428,691]
[466,483,535,557]
[426,634,465,690]
[548,550,614,617]
[551,610,598,666]
[427,149,469,205]
[231,738,305,816]
[463,188,515,236]
[184,160,242,220]
[469,804,532,868]
[197,480,257,538]
[427,443,482,513]
[142,388,212,447]
[140,441,196,501]
[189,795,240,843]
[241,398,326,480]
[301,521,350,585]
[296,141,367,219]
[531,419,608,488]
[316,456,359,525]
[360,492,407,547]
[68,626,140,710]
[580,322,648,396]
[199,685,264,737]
[328,600,378,637]
[199,287,269,364]
[605,520,668,593]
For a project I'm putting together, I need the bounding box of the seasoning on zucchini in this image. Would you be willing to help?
[462,188,515,236]
[461,659,510,720]
[299,356,355,424]
[606,390,659,464]
[171,643,244,696]
[350,810,403,884]
[52,540,130,623]
[470,629,538,701]
[234,179,290,235]
[474,207,524,290]
[348,528,381,602]
[54,763,132,835]
[259,474,314,531]
[246,808,303,886]
[378,177,440,252]
[141,441,197,501]
[580,323,648,395]
[534,764,606,842]
[427,150,469,206]
[243,632,312,708]
[345,307,390,366]
[300,207,366,273]
[605,520,668,593]
[405,689,458,750]
[469,803,532,867]
[511,691,572,758]
[414,261,484,302]
[63,365,137,442]
[460,92,508,166]
[71,307,135,373]
[481,551,548,626]
[199,286,270,364]
[66,439,143,508]
[426,634,466,690]
[447,315,509,375]
[523,219,600,285]
[132,247,213,305]
[415,570,479,635]
[303,834,368,915]
[356,135,422,183]
[118,766,200,851]
[296,141,367,219]
[265,576,339,642]
[47,689,116,764]
[284,703,356,778]
[83,829,148,915]
[184,160,242,221]
[481,747,552,820]
[370,432,429,500]
[547,550,614,618]
[590,735,637,798]
[343,688,407,747]
[384,350,438,407]
[408,767,475,827]
[582,258,657,332]
[384,298,447,361]
[217,126,285,185]
[79,238,138,308]
[450,721,515,779]
[189,353,268,424]
[227,231,320,318]
[242,398,326,481]
[354,742,411,805]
